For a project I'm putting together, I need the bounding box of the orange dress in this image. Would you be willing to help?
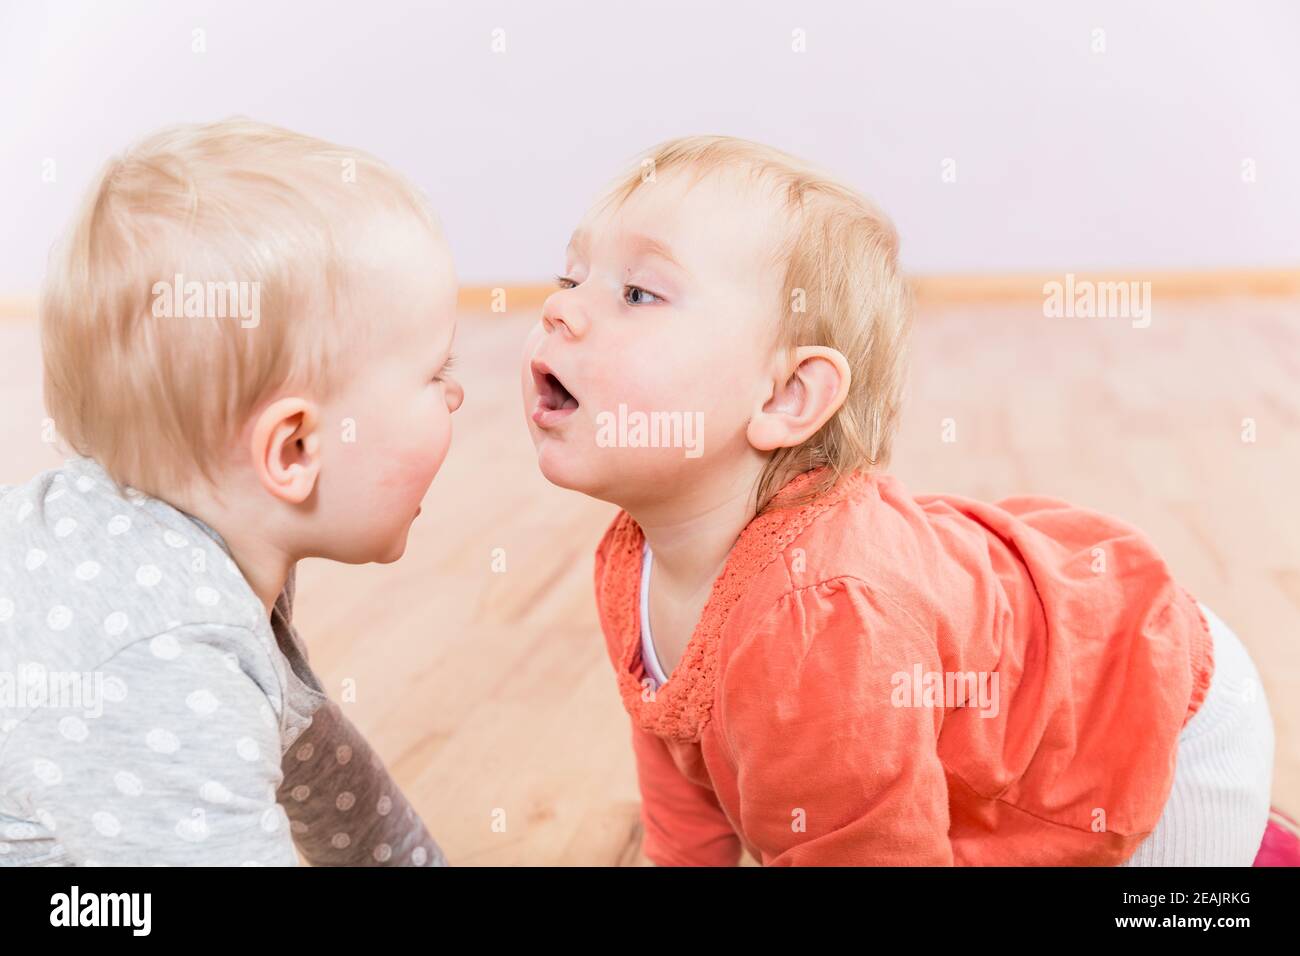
[593,468,1214,866]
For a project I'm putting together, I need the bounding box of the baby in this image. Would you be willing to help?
[0,119,461,865]
[522,136,1277,865]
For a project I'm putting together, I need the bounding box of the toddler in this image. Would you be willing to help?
[0,119,461,865]
[521,136,1276,866]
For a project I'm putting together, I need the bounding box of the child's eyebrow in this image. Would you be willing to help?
[566,228,688,274]
[624,233,685,272]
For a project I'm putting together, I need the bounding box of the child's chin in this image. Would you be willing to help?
[371,527,413,565]
[375,542,408,564]
[535,445,601,496]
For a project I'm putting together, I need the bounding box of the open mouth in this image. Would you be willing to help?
[530,360,579,427]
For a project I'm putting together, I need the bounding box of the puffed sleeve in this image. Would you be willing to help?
[718,577,954,865]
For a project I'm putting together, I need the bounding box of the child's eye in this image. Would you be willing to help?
[432,354,456,383]
[555,275,578,290]
[624,285,662,306]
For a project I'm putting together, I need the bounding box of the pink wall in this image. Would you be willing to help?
[2,0,1297,287]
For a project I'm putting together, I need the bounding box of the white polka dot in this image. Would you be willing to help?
[0,598,13,622]
[290,820,309,835]
[194,586,220,607]
[32,758,62,785]
[114,771,143,796]
[261,808,285,834]
[235,737,260,761]
[373,843,393,862]
[200,781,231,804]
[285,725,301,742]
[75,476,95,493]
[135,564,162,587]
[163,530,187,548]
[34,808,57,832]
[21,661,45,683]
[46,605,72,631]
[107,514,131,535]
[331,832,351,849]
[411,847,428,865]
[44,488,66,503]
[74,561,101,581]
[336,745,353,766]
[175,809,208,843]
[223,653,242,674]
[149,634,181,659]
[336,791,356,812]
[102,676,127,703]
[16,501,33,523]
[25,549,47,571]
[54,517,77,538]
[291,785,311,802]
[145,728,180,754]
[5,823,36,840]
[58,717,88,742]
[377,795,392,816]
[295,742,314,762]
[185,689,219,715]
[104,611,129,636]
[91,812,121,837]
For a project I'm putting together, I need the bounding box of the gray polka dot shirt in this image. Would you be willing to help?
[0,456,446,866]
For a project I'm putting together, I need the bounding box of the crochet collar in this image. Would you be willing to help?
[611,467,871,743]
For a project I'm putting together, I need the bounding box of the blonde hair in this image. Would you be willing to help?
[600,135,914,511]
[41,117,439,496]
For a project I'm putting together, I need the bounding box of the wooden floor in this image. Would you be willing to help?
[2,296,1298,865]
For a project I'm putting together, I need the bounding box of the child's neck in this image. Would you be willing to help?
[628,472,759,603]
[166,481,296,619]
[207,518,296,620]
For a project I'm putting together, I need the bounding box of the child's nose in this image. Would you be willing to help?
[445,378,464,412]
[541,294,589,339]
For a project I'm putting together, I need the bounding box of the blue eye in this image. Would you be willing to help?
[624,285,661,306]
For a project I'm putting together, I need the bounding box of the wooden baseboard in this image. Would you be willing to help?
[459,269,1300,310]
[0,296,38,320]
[909,268,1300,304]
[3,269,1297,320]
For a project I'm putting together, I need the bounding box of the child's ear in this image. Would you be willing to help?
[249,398,322,504]
[746,346,852,452]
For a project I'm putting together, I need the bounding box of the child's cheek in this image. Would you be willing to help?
[425,417,453,478]
[591,359,657,415]
[615,370,686,417]
[379,425,451,506]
